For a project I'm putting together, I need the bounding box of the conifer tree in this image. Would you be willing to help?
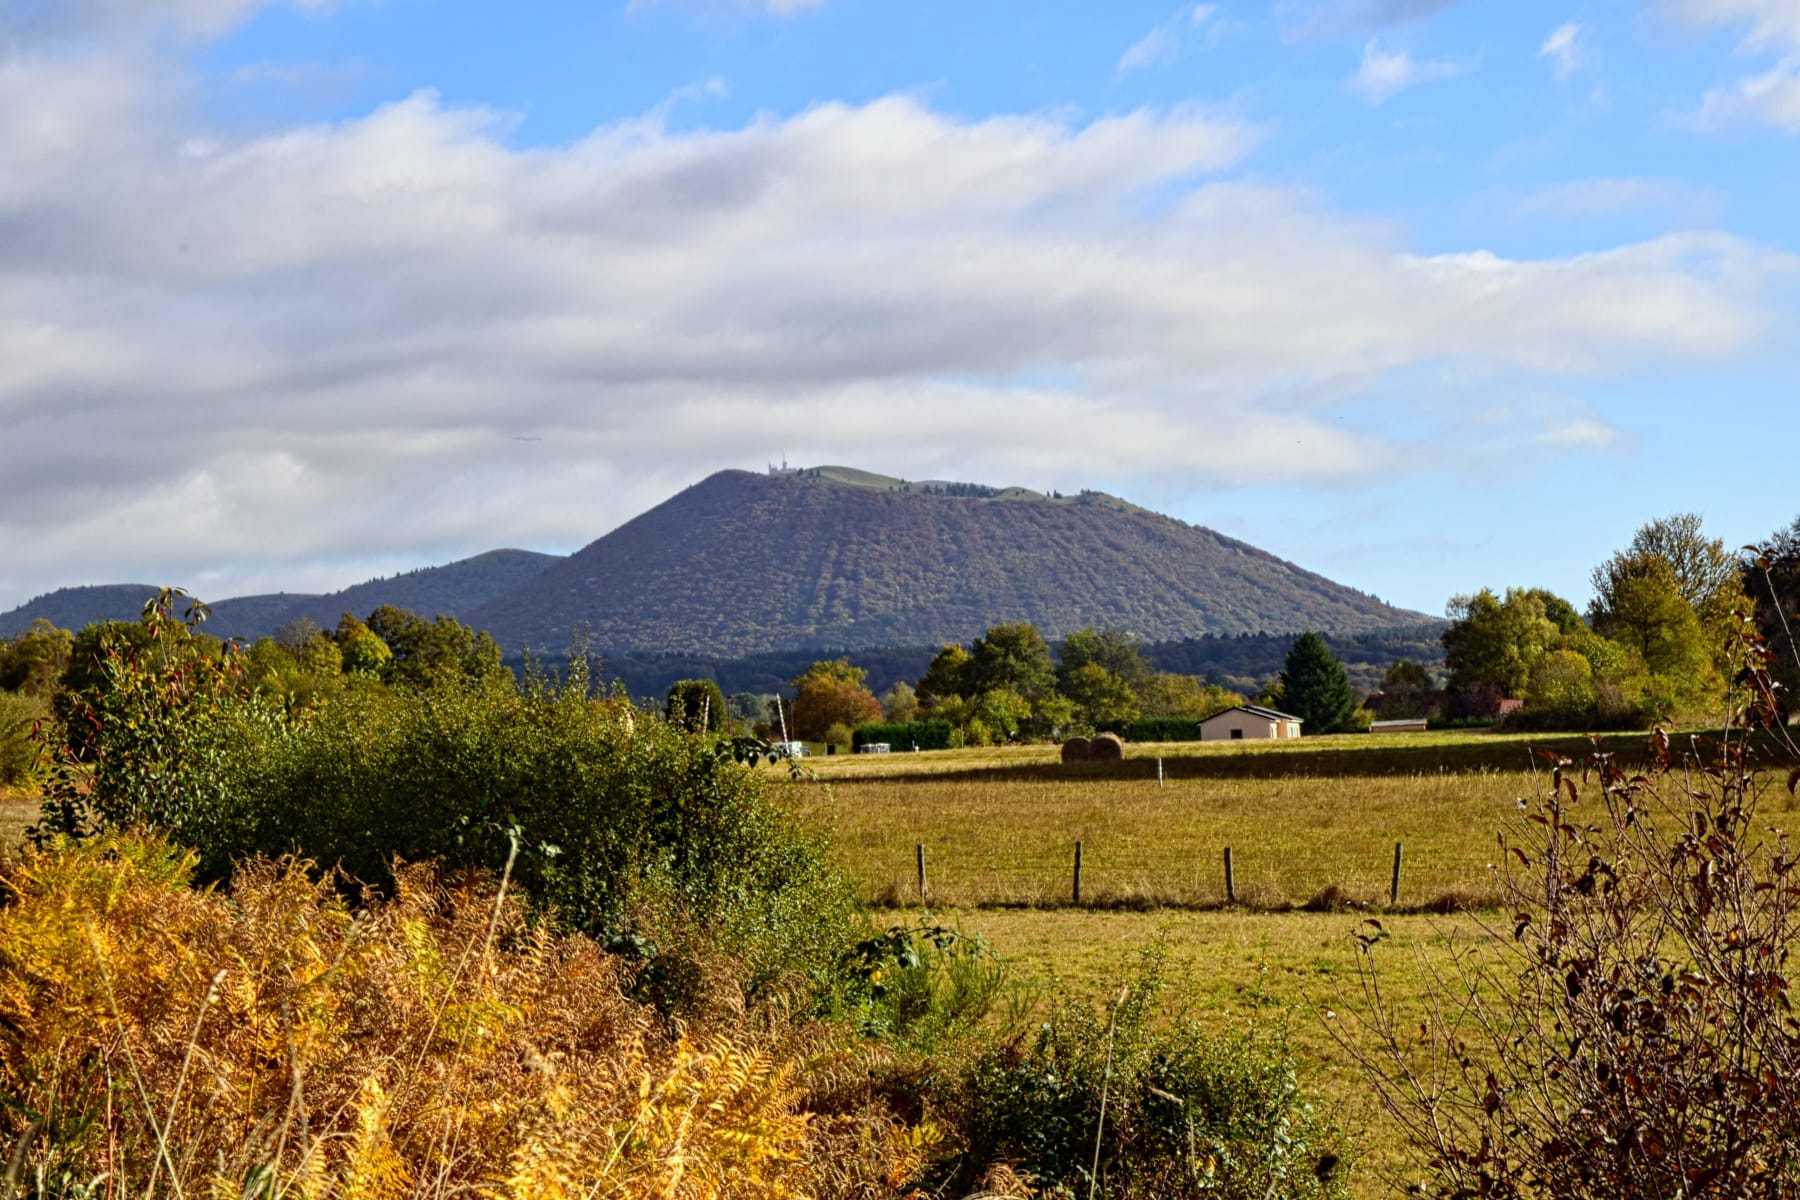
[1280,631,1358,735]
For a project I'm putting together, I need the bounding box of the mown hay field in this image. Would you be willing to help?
[792,731,1616,910]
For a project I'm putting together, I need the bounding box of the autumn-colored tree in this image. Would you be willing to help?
[789,659,883,742]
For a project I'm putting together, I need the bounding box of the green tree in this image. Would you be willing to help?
[1441,588,1559,697]
[1382,659,1433,693]
[880,680,920,723]
[1591,513,1747,671]
[665,678,727,733]
[1280,632,1358,735]
[364,605,505,691]
[0,619,74,696]
[915,644,971,708]
[1135,673,1243,720]
[333,613,393,678]
[967,622,1056,704]
[1060,661,1140,730]
[1591,554,1716,713]
[1525,648,1597,714]
[1057,627,1151,692]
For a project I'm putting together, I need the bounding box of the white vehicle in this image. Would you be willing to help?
[771,741,808,758]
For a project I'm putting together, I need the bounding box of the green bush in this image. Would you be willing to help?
[0,691,48,787]
[1118,716,1202,742]
[853,718,954,751]
[943,945,1350,1199]
[39,595,854,995]
[231,685,852,989]
[825,920,1024,1054]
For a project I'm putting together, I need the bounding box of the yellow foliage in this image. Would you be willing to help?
[0,835,926,1200]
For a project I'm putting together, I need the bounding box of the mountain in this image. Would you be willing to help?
[0,550,561,641]
[261,549,561,635]
[0,585,166,637]
[469,467,1429,656]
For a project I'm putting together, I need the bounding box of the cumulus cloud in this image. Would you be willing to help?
[1349,38,1471,102]
[1539,22,1585,79]
[0,36,1789,607]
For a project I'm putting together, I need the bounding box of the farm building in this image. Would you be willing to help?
[1370,717,1429,733]
[1199,705,1303,741]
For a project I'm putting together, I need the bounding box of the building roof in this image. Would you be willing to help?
[1202,704,1304,724]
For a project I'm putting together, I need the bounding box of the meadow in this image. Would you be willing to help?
[787,728,1698,1193]
[792,730,1613,911]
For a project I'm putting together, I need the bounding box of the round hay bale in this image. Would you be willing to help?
[1088,732,1125,761]
[1061,736,1092,763]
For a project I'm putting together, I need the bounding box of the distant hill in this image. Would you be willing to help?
[0,585,165,636]
[471,467,1429,656]
[1,550,561,642]
[264,549,561,635]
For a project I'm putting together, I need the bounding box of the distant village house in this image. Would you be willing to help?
[1199,705,1303,741]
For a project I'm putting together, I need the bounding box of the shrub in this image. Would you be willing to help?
[232,684,853,990]
[855,719,955,751]
[945,944,1350,1199]
[1119,716,1203,742]
[37,594,854,995]
[1345,618,1800,1197]
[0,690,47,787]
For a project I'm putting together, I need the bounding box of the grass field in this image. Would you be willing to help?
[789,731,1624,910]
[911,904,1498,1193]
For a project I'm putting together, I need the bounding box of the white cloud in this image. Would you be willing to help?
[1539,22,1585,79]
[1118,5,1222,75]
[1282,0,1462,42]
[1667,0,1800,52]
[1349,38,1471,102]
[1536,417,1622,448]
[1694,57,1800,131]
[3,0,330,43]
[0,44,1789,607]
[1516,177,1719,223]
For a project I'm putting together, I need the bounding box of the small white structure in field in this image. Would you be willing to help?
[1370,717,1429,734]
[1199,705,1303,741]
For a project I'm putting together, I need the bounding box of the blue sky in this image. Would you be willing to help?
[1,0,1796,621]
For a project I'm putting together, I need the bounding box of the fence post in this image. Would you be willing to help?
[1390,842,1404,906]
[1157,756,1165,787]
[1073,840,1084,906]
[1223,846,1236,905]
[916,843,927,902]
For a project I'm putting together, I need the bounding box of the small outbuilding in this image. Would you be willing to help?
[1199,705,1303,741]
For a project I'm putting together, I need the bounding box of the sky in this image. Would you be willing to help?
[2,0,1797,620]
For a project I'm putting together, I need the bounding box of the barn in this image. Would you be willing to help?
[1199,705,1303,741]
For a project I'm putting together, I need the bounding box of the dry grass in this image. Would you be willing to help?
[0,785,36,858]
[0,834,932,1200]
[793,735,1574,910]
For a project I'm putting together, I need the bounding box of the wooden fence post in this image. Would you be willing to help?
[1390,842,1404,906]
[1073,841,1084,906]
[916,843,927,902]
[1223,846,1236,905]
